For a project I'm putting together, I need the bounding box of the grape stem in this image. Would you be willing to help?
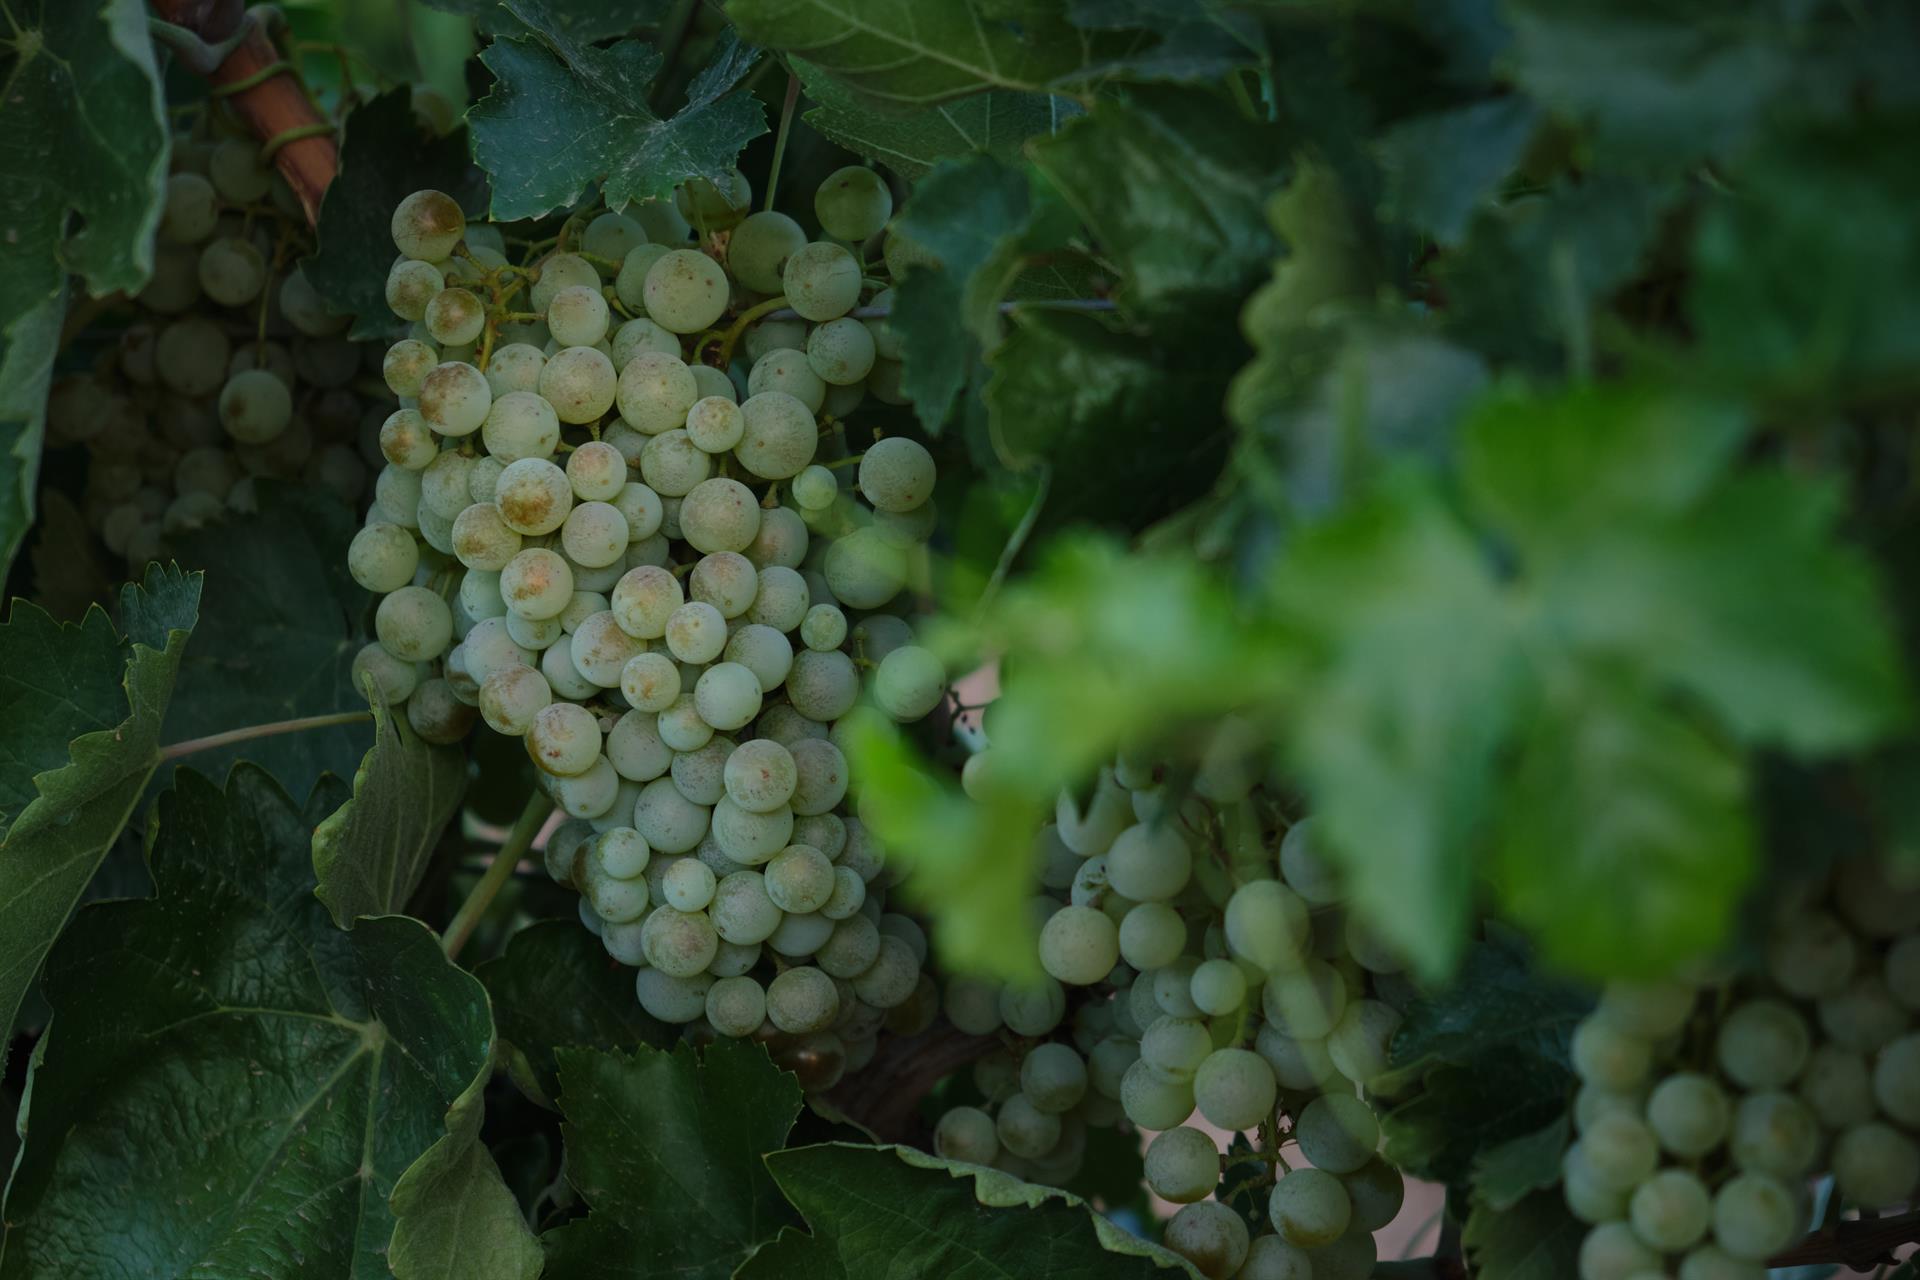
[442,791,555,961]
[158,710,373,762]
[1767,1208,1920,1270]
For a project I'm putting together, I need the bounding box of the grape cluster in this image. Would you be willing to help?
[357,168,947,1088]
[47,125,376,569]
[933,735,1409,1280]
[1564,857,1920,1279]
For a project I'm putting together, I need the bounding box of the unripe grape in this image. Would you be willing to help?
[499,547,574,620]
[1223,879,1309,972]
[1037,904,1119,986]
[1715,999,1809,1090]
[1872,1032,1920,1126]
[392,189,466,261]
[705,974,766,1037]
[1729,1091,1818,1178]
[1268,1167,1350,1248]
[736,391,818,480]
[1596,978,1695,1038]
[814,165,893,242]
[547,284,610,347]
[424,286,485,346]
[1647,1071,1730,1158]
[375,585,453,662]
[529,252,598,312]
[858,436,936,513]
[748,347,827,412]
[1193,1047,1276,1131]
[1571,1016,1653,1090]
[1630,1168,1711,1252]
[727,211,807,293]
[934,1106,998,1165]
[479,664,551,736]
[1581,1111,1658,1192]
[1710,1173,1798,1261]
[348,522,420,593]
[782,241,861,322]
[1832,1121,1920,1209]
[1163,1200,1248,1280]
[1818,975,1906,1054]
[644,249,729,333]
[1765,910,1856,999]
[1578,1221,1659,1280]
[1143,1124,1217,1203]
[540,346,617,424]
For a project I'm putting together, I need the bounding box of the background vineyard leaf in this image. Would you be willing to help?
[0,289,65,584]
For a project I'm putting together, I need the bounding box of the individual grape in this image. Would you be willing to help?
[1571,1016,1652,1091]
[705,870,780,946]
[1818,974,1906,1054]
[729,393,818,484]
[850,935,921,1008]
[1036,904,1119,986]
[217,369,292,444]
[857,437,936,513]
[407,677,477,744]
[657,694,715,754]
[382,338,438,398]
[1765,910,1856,999]
[1561,1142,1628,1224]
[482,391,561,463]
[680,477,760,555]
[561,502,630,568]
[1104,822,1192,903]
[814,912,880,977]
[786,649,859,720]
[486,343,546,397]
[1728,1091,1818,1178]
[814,166,893,242]
[568,610,643,686]
[787,739,848,816]
[746,347,827,413]
[392,189,466,260]
[1716,999,1809,1090]
[1275,818,1340,905]
[525,702,601,776]
[1295,1093,1379,1175]
[613,653,676,715]
[376,586,454,662]
[593,827,651,882]
[1188,958,1246,1017]
[610,316,680,369]
[424,286,485,346]
[209,137,272,202]
[1677,1246,1767,1280]
[675,169,751,230]
[1647,1072,1731,1157]
[496,457,574,535]
[1832,1121,1920,1208]
[704,974,767,1037]
[1797,1044,1873,1128]
[642,906,720,977]
[934,1106,999,1165]
[764,845,834,915]
[161,171,218,244]
[727,211,807,293]
[198,236,266,306]
[419,360,492,436]
[1872,1032,1920,1125]
[799,603,846,652]
[463,616,535,683]
[1575,1086,1640,1133]
[802,318,877,386]
[640,429,711,497]
[373,464,423,528]
[1582,1110,1659,1193]
[790,465,836,512]
[548,284,611,347]
[1163,1200,1249,1280]
[479,664,552,735]
[745,566,809,632]
[451,503,522,572]
[1268,1167,1351,1248]
[529,252,599,312]
[348,522,420,593]
[1020,1042,1088,1114]
[1239,1237,1314,1280]
[612,242,671,312]
[822,526,905,608]
[643,250,730,333]
[540,346,617,424]
[1192,1047,1277,1131]
[711,794,794,866]
[722,739,797,814]
[782,242,861,322]
[1578,1221,1660,1280]
[871,645,944,722]
[1710,1173,1798,1261]
[610,564,683,640]
[662,858,717,912]
[351,642,421,705]
[767,907,833,959]
[499,547,575,620]
[582,210,646,261]
[1224,879,1310,973]
[995,1092,1061,1160]
[1143,1125,1218,1203]
[1630,1168,1711,1252]
[634,968,713,1023]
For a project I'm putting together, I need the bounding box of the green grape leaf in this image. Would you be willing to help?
[1492,677,1755,981]
[0,565,200,1078]
[983,307,1237,529]
[1691,113,1920,398]
[0,286,65,583]
[308,87,491,339]
[0,0,167,334]
[793,58,1076,180]
[1461,1188,1585,1280]
[1267,480,1522,980]
[476,919,674,1104]
[163,481,376,806]
[540,1040,804,1278]
[417,0,673,45]
[1471,1116,1571,1212]
[312,683,468,928]
[471,31,765,222]
[26,490,114,623]
[1383,1058,1574,1198]
[725,0,1151,103]
[1029,85,1285,320]
[736,1143,1201,1279]
[1440,175,1668,371]
[0,767,495,1280]
[1377,97,1539,246]
[389,1078,543,1280]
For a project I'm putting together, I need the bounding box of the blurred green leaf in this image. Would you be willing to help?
[0,286,64,584]
[471,32,765,221]
[1377,97,1538,246]
[1461,1188,1585,1280]
[1470,1116,1570,1212]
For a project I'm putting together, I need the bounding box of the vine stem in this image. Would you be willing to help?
[763,72,802,213]
[158,709,372,761]
[442,791,554,961]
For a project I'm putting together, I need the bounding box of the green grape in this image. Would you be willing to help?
[1716,999,1810,1090]
[705,974,767,1037]
[726,211,808,293]
[711,795,793,864]
[822,526,905,608]
[821,866,864,920]
[792,464,837,511]
[872,644,945,722]
[1295,1093,1379,1175]
[1142,1016,1212,1078]
[1571,1015,1652,1091]
[1188,958,1246,1016]
[1798,1044,1873,1128]
[486,343,547,397]
[406,677,476,744]
[548,284,611,347]
[606,709,672,782]
[378,408,438,470]
[1105,822,1192,902]
[1582,1111,1658,1192]
[480,391,560,463]
[745,564,809,631]
[1275,818,1340,905]
[1764,910,1856,999]
[210,138,271,202]
[995,1093,1061,1160]
[1577,1222,1660,1280]
[1163,1201,1249,1280]
[815,912,880,976]
[662,857,717,911]
[1630,1168,1711,1252]
[633,777,712,854]
[383,337,439,397]
[675,168,751,231]
[526,701,601,776]
[419,360,493,436]
[561,502,629,568]
[1328,999,1401,1088]
[420,451,476,519]
[857,437,935,513]
[351,642,421,705]
[799,603,846,652]
[1224,879,1310,972]
[653,695,710,754]
[373,463,423,528]
[1239,1237,1314,1280]
[594,826,650,881]
[678,477,760,555]
[1118,902,1185,971]
[641,430,712,497]
[1678,1246,1767,1280]
[1265,960,1346,1038]
[785,649,859,720]
[375,585,454,662]
[619,652,681,713]
[1193,1047,1277,1131]
[1560,1141,1628,1223]
[664,600,727,664]
[161,172,218,244]
[1036,904,1118,986]
[1818,974,1906,1054]
[1020,1042,1088,1113]
[617,351,698,435]
[424,286,485,346]
[787,738,848,815]
[495,457,573,535]
[669,736,734,807]
[1832,1121,1920,1209]
[198,236,266,306]
[577,210,644,262]
[782,242,861,321]
[1647,1071,1731,1158]
[499,547,575,620]
[463,616,535,683]
[684,396,744,456]
[529,252,598,312]
[1709,1173,1797,1261]
[1873,1032,1920,1125]
[451,502,522,571]
[1269,1168,1351,1248]
[764,845,834,914]
[1342,1157,1404,1232]
[723,740,796,815]
[1729,1091,1818,1178]
[479,664,552,736]
[158,317,231,397]
[505,612,562,651]
[643,249,730,333]
[614,243,672,312]
[613,482,665,540]
[690,363,735,403]
[735,391,819,480]
[610,564,682,639]
[570,610,645,686]
[611,316,680,370]
[882,223,940,279]
[934,1106,999,1165]
[391,189,466,260]
[747,347,828,413]
[1143,1125,1217,1203]
[814,165,893,242]
[642,905,719,977]
[539,346,617,424]
[721,623,792,692]
[635,968,713,1023]
[850,934,921,1008]
[348,521,420,593]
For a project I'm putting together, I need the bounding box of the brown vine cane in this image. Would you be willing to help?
[149,0,339,224]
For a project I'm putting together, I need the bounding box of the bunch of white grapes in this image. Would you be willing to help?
[931,731,1411,1280]
[1564,857,1920,1280]
[352,166,952,1086]
[46,123,376,570]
